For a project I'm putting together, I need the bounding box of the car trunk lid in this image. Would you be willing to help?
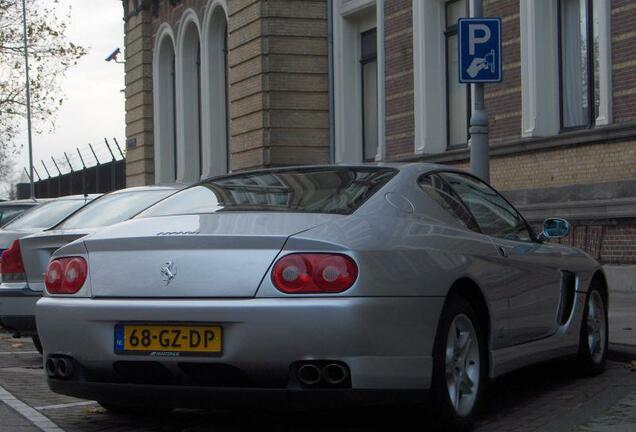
[83,213,340,298]
[20,229,95,291]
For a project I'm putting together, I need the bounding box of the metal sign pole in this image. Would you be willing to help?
[21,0,35,199]
[469,0,490,182]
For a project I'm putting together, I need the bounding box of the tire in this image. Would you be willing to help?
[98,402,174,416]
[31,335,43,355]
[431,295,487,432]
[577,280,608,376]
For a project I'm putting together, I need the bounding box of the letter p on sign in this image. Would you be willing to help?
[468,24,491,55]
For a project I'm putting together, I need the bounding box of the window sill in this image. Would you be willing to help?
[392,121,636,164]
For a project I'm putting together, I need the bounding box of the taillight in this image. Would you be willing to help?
[45,257,87,294]
[1,240,26,282]
[271,253,358,294]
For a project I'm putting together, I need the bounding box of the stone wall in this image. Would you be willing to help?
[122,0,330,185]
[228,0,330,170]
[123,6,154,186]
[383,0,415,159]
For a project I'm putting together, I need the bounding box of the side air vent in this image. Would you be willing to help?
[557,271,576,326]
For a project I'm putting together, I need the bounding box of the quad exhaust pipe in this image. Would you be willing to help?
[298,364,322,386]
[322,363,348,385]
[297,362,349,386]
[45,357,74,379]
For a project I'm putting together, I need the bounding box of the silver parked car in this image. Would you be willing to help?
[0,195,98,341]
[36,165,608,430]
[0,185,185,350]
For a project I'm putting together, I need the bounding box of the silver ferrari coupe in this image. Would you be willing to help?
[36,164,608,430]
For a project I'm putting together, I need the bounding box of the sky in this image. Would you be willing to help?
[15,0,125,182]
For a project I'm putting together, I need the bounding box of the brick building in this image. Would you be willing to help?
[121,0,636,271]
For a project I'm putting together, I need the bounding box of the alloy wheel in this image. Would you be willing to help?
[586,290,606,364]
[445,313,480,417]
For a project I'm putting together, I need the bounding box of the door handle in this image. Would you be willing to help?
[496,246,508,257]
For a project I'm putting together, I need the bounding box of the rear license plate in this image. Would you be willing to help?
[114,324,222,355]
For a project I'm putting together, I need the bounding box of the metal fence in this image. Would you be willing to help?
[16,138,126,199]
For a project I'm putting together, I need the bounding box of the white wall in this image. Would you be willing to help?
[333,0,383,163]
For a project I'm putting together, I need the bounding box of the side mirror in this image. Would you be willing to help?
[539,218,570,241]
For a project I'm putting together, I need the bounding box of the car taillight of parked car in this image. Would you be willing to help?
[45,257,88,294]
[0,240,26,282]
[271,253,358,294]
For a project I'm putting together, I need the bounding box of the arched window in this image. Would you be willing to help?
[176,11,202,182]
[152,25,177,183]
[201,2,230,178]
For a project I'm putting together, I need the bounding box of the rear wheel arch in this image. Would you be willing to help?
[446,278,491,349]
[591,270,608,307]
[431,278,490,428]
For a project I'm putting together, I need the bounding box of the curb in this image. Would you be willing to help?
[608,343,636,363]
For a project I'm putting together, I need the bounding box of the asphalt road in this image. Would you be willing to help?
[1,329,635,432]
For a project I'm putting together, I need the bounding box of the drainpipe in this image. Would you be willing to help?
[376,0,385,162]
[328,0,335,163]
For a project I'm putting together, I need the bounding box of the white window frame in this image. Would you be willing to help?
[333,0,385,163]
[412,0,447,155]
[201,0,230,179]
[444,0,471,148]
[175,9,202,183]
[593,0,612,126]
[520,0,612,138]
[152,23,177,184]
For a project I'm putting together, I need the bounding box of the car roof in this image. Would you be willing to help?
[106,183,189,195]
[0,199,40,206]
[53,194,102,200]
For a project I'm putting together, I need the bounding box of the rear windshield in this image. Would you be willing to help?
[3,199,89,230]
[0,205,36,227]
[58,190,176,230]
[140,167,397,217]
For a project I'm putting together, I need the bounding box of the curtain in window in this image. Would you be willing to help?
[361,29,378,162]
[446,0,469,147]
[560,0,590,128]
[362,62,378,161]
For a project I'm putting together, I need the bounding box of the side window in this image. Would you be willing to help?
[439,172,533,242]
[418,174,480,232]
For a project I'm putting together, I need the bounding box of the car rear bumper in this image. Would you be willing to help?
[36,296,445,395]
[0,285,40,336]
[48,379,427,409]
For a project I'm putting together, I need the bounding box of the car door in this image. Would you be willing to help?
[415,174,511,350]
[439,172,565,346]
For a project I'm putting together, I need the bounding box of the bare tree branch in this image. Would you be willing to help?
[0,0,87,178]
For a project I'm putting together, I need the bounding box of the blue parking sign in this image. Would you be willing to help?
[458,18,502,83]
